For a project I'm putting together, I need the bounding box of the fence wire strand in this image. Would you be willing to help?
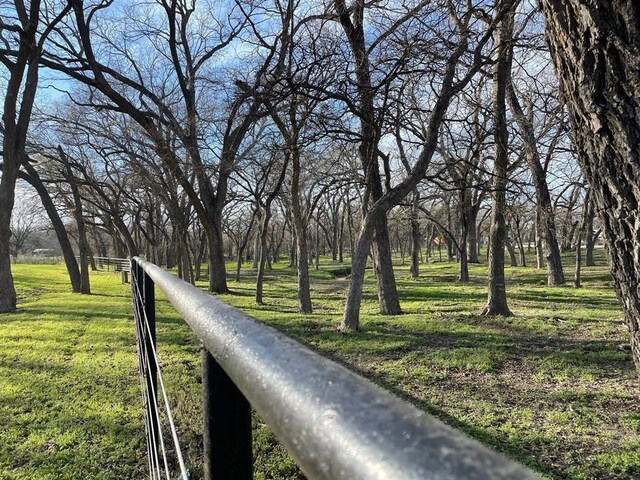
[132,264,189,480]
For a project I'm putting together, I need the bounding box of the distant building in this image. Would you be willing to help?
[32,248,55,257]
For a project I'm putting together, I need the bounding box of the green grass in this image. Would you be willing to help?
[0,266,144,480]
[1,250,639,479]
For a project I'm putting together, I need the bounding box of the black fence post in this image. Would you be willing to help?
[134,259,160,458]
[203,348,252,480]
[143,265,159,454]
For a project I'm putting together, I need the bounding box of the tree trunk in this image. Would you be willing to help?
[586,228,600,267]
[540,0,640,371]
[252,228,260,269]
[459,224,470,283]
[574,228,582,288]
[60,148,90,294]
[482,2,513,317]
[505,232,518,267]
[372,219,401,314]
[341,216,377,330]
[467,203,480,263]
[338,206,345,263]
[535,208,545,269]
[516,231,527,268]
[236,248,243,282]
[335,0,400,316]
[409,194,421,278]
[288,232,296,268]
[19,165,81,292]
[0,231,16,312]
[459,192,470,282]
[584,191,597,266]
[290,148,312,313]
[315,220,320,270]
[507,74,564,285]
[331,204,340,262]
[255,209,271,305]
[207,222,229,293]
[0,4,43,312]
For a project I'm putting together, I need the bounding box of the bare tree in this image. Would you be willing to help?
[340,2,498,330]
[481,0,515,317]
[0,0,70,311]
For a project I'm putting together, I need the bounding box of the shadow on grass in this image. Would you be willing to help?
[266,318,635,379]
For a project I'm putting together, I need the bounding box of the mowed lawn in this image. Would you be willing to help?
[1,253,639,479]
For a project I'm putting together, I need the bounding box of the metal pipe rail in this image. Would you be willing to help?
[132,257,540,480]
[94,256,130,272]
[75,256,131,272]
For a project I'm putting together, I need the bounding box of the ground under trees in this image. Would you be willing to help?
[1,257,639,480]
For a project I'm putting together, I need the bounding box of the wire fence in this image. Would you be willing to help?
[130,256,540,480]
[131,261,190,480]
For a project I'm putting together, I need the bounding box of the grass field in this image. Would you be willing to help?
[1,252,639,479]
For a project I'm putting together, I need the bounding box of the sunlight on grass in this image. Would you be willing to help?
[1,250,639,479]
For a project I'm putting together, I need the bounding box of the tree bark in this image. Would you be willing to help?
[207,223,228,293]
[515,221,527,268]
[482,1,513,317]
[372,218,401,313]
[540,0,640,370]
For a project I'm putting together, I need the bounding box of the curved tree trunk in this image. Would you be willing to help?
[0,1,44,313]
[19,165,81,292]
[340,0,487,329]
[540,0,640,371]
[341,216,377,330]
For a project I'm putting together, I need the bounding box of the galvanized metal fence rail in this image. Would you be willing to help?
[131,256,540,480]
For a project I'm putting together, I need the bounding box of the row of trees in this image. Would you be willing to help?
[1,0,638,372]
